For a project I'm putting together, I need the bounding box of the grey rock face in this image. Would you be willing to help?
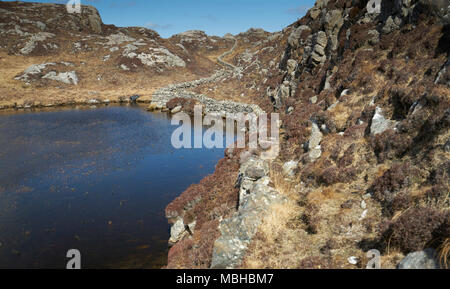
[368,30,380,45]
[287,59,298,74]
[15,63,54,81]
[242,157,269,181]
[444,138,450,153]
[211,156,285,268]
[19,32,55,55]
[129,95,140,102]
[310,31,328,65]
[382,16,401,34]
[15,63,78,85]
[42,71,78,85]
[169,218,186,245]
[315,31,328,49]
[398,249,441,269]
[370,107,396,135]
[151,69,264,115]
[287,25,311,48]
[87,13,102,34]
[171,106,182,114]
[283,161,298,177]
[423,0,450,24]
[309,122,323,160]
[435,57,449,87]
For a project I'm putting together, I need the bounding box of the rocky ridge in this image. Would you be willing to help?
[0,1,448,269]
[165,0,449,269]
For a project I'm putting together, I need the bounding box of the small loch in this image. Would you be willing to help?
[0,104,227,268]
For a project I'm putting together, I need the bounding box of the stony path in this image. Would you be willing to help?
[151,36,262,115]
[217,37,238,69]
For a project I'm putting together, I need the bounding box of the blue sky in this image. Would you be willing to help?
[7,0,315,38]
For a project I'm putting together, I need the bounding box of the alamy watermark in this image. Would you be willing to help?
[65,248,381,269]
[366,249,381,269]
[367,0,381,14]
[170,105,280,160]
[66,0,81,14]
[66,249,81,269]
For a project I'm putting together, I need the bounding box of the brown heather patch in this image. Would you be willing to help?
[379,207,449,254]
[165,149,242,268]
[166,97,199,114]
[438,238,450,269]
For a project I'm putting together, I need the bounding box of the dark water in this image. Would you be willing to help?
[0,104,227,268]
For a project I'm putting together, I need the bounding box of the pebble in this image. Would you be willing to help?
[361,200,367,209]
[348,256,358,265]
[359,209,368,220]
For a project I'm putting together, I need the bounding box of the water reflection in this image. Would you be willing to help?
[0,104,227,268]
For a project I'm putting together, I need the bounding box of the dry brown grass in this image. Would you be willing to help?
[438,238,449,269]
[0,48,214,108]
[241,162,309,268]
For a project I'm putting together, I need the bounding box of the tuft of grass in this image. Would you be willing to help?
[438,238,449,269]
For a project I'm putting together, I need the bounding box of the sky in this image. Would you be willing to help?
[6,0,316,38]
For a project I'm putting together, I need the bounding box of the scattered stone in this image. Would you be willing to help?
[361,200,367,210]
[368,30,380,45]
[129,95,140,102]
[243,157,269,180]
[169,218,188,245]
[341,200,354,209]
[359,209,368,221]
[315,31,328,48]
[19,32,55,55]
[444,139,450,153]
[382,16,400,34]
[370,107,396,135]
[340,89,350,97]
[310,8,321,20]
[287,25,311,47]
[308,122,323,160]
[211,156,286,268]
[348,256,358,265]
[283,161,298,177]
[42,71,78,85]
[120,64,130,71]
[171,106,182,114]
[287,59,298,74]
[127,47,186,68]
[147,103,158,111]
[398,249,441,269]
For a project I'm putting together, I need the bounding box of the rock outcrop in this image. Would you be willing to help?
[166,0,449,269]
[398,249,442,269]
[1,0,448,270]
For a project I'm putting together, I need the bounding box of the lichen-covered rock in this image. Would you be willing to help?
[283,160,298,177]
[211,174,285,269]
[288,25,311,47]
[42,71,78,85]
[398,249,441,269]
[169,218,188,245]
[287,59,298,74]
[241,156,269,181]
[19,32,55,55]
[308,122,323,160]
[370,107,396,135]
[14,62,78,85]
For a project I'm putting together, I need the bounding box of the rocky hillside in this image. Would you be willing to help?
[0,1,236,108]
[165,0,449,269]
[1,0,448,269]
